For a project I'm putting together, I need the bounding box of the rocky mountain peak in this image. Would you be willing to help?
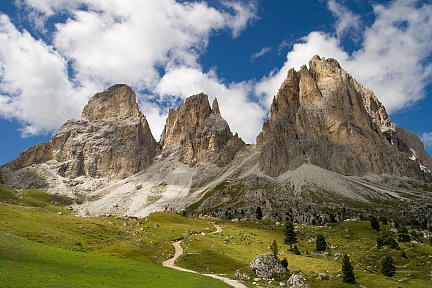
[160,93,245,166]
[81,84,141,121]
[257,55,429,180]
[4,84,158,180]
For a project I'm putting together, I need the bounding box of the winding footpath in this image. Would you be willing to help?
[162,223,247,288]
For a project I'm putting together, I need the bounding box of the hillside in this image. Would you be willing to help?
[0,186,431,287]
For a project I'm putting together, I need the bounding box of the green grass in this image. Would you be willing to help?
[0,232,230,288]
[1,185,431,287]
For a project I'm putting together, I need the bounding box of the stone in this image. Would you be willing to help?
[287,272,308,288]
[257,55,430,181]
[234,269,251,281]
[249,253,287,278]
[316,272,332,280]
[160,93,245,166]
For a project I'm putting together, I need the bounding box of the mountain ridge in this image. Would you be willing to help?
[1,55,431,225]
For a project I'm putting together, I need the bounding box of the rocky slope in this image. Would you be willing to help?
[160,93,245,166]
[257,55,428,181]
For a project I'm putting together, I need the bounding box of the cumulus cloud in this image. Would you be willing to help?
[0,0,257,138]
[0,14,89,136]
[327,0,362,38]
[256,0,432,115]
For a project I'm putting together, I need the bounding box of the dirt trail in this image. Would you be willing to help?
[162,223,247,288]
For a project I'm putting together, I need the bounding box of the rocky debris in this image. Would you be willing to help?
[249,253,287,278]
[3,84,158,180]
[257,55,429,181]
[316,272,333,280]
[287,272,309,288]
[234,270,251,281]
[160,93,245,166]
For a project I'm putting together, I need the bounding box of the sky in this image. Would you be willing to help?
[0,0,431,165]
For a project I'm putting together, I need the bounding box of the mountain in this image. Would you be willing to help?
[257,55,428,180]
[3,84,158,180]
[1,56,431,225]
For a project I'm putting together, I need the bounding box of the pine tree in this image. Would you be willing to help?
[315,233,327,252]
[342,254,356,284]
[381,255,396,277]
[284,221,297,250]
[371,216,380,232]
[256,206,263,220]
[270,240,278,258]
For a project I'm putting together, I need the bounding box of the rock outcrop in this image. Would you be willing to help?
[5,84,158,178]
[396,127,432,172]
[160,93,245,166]
[257,55,428,180]
[249,253,287,278]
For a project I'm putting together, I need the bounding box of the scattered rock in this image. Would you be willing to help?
[249,253,288,278]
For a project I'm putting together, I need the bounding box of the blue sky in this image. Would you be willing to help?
[0,0,431,165]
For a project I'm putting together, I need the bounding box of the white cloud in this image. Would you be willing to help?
[0,0,257,137]
[327,0,362,38]
[251,47,271,61]
[0,14,90,136]
[421,132,432,150]
[256,0,432,115]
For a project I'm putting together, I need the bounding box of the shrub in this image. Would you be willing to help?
[371,216,380,232]
[256,206,263,220]
[280,258,288,269]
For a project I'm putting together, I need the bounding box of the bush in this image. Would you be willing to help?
[256,206,263,220]
[371,216,380,232]
[280,258,288,269]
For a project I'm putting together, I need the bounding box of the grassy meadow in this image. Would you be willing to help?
[1,183,431,287]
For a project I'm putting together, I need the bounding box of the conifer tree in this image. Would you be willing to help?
[381,255,396,277]
[315,233,327,252]
[270,240,278,258]
[342,254,356,284]
[284,221,297,251]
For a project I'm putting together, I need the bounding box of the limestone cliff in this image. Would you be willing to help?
[5,84,158,178]
[160,93,245,166]
[257,55,428,180]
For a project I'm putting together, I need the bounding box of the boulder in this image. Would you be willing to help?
[249,253,287,278]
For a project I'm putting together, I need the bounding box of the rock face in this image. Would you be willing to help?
[257,55,428,180]
[396,127,432,172]
[160,93,245,166]
[249,253,287,278]
[6,84,158,178]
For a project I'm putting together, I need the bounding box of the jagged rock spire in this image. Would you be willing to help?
[212,98,221,117]
[160,93,244,166]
